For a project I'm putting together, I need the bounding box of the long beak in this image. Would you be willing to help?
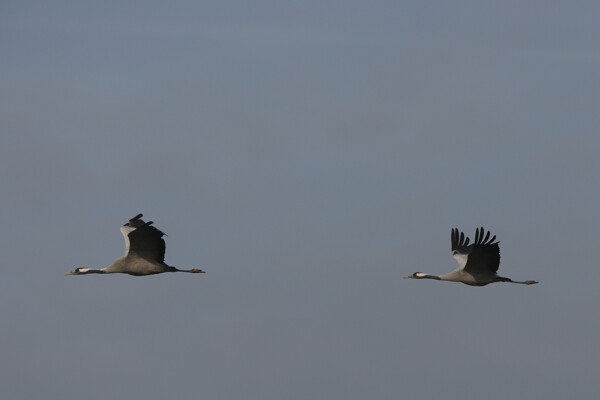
[65,268,82,275]
[403,275,412,279]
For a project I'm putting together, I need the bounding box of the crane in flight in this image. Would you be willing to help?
[404,227,538,286]
[67,214,205,276]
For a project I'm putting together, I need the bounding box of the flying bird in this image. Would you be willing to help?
[404,227,538,286]
[67,214,205,276]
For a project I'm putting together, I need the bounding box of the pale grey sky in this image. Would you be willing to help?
[2,1,599,399]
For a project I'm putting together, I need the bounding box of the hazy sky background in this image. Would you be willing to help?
[2,1,599,399]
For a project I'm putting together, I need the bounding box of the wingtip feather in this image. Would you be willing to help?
[484,230,491,244]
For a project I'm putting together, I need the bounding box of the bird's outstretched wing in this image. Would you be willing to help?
[124,214,167,262]
[451,227,471,253]
[453,227,500,274]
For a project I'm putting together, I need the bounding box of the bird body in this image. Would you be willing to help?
[67,214,205,276]
[404,227,538,286]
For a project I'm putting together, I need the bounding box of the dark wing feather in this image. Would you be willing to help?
[463,227,500,274]
[451,227,472,254]
[128,221,167,262]
[130,213,143,222]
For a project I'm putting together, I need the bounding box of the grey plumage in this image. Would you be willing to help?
[404,227,538,286]
[67,213,205,276]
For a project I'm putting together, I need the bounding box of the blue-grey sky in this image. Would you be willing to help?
[2,1,599,399]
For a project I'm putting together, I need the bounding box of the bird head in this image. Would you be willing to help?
[66,267,87,275]
[403,272,427,279]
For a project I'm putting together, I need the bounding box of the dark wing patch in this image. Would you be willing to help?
[451,228,472,253]
[126,213,146,228]
[128,221,167,262]
[131,213,143,222]
[463,227,500,274]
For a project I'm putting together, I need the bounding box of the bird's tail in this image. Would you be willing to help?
[500,277,538,285]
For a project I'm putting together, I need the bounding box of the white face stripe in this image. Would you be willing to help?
[453,253,468,269]
[78,268,90,273]
[415,273,428,277]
